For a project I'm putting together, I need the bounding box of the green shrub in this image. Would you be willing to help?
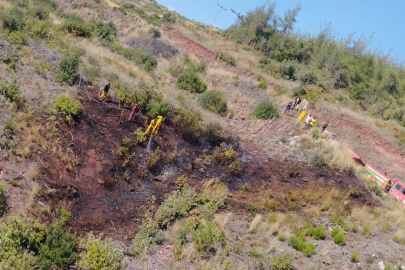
[351,224,359,233]
[350,251,359,263]
[193,220,225,252]
[270,253,294,270]
[258,78,268,89]
[331,227,340,238]
[249,246,262,258]
[2,13,25,32]
[155,188,198,227]
[268,213,277,223]
[32,20,49,38]
[229,160,243,176]
[7,31,28,45]
[309,226,326,240]
[292,86,306,97]
[176,72,207,93]
[162,12,176,23]
[64,16,92,37]
[78,233,124,270]
[174,109,202,143]
[147,100,170,119]
[54,95,82,122]
[0,82,21,102]
[147,147,162,170]
[55,54,81,85]
[131,219,162,258]
[134,128,147,145]
[385,264,393,270]
[114,82,136,109]
[91,20,117,41]
[37,225,78,269]
[204,122,224,145]
[3,120,13,139]
[333,232,346,246]
[0,184,7,216]
[32,6,49,20]
[288,235,316,256]
[0,216,45,269]
[252,100,280,119]
[148,27,161,38]
[313,154,329,168]
[199,90,227,115]
[362,224,372,237]
[33,0,57,10]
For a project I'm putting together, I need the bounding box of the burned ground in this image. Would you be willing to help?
[36,88,377,242]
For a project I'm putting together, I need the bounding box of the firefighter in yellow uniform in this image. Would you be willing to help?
[100,83,111,100]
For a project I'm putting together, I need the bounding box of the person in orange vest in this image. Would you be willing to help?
[128,103,140,121]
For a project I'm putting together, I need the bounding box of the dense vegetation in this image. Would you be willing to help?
[232,2,405,126]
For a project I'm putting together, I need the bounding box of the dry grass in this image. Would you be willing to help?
[202,177,228,196]
[248,214,263,233]
[213,212,232,230]
[27,163,39,180]
[393,229,405,245]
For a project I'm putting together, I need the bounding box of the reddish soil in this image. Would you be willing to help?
[171,31,214,62]
[38,88,378,241]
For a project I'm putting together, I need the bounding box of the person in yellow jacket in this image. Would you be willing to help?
[100,83,111,100]
[309,116,316,129]
[145,119,156,135]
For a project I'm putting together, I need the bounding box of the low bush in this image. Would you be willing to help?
[37,225,78,269]
[193,220,225,252]
[83,65,101,82]
[270,253,294,270]
[312,128,320,139]
[91,20,117,41]
[55,54,81,85]
[288,235,316,256]
[54,95,82,122]
[147,100,170,119]
[3,120,13,139]
[229,160,243,175]
[7,31,28,45]
[309,226,326,240]
[0,184,7,216]
[176,72,207,93]
[258,78,268,89]
[131,219,162,258]
[2,12,25,32]
[64,16,92,37]
[313,154,329,168]
[174,109,202,143]
[31,20,49,39]
[333,231,346,246]
[155,188,198,228]
[162,12,176,23]
[0,82,21,102]
[114,82,136,109]
[252,100,280,119]
[204,122,224,145]
[148,27,161,38]
[212,144,238,164]
[350,251,359,263]
[331,227,340,237]
[78,233,124,270]
[362,224,372,237]
[134,128,147,145]
[199,90,227,115]
[147,147,162,170]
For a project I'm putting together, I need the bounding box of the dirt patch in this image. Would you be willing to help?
[125,38,180,59]
[170,31,214,62]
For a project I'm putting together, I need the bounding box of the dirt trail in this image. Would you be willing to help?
[37,88,377,241]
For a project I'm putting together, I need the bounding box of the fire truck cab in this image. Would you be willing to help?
[390,179,405,205]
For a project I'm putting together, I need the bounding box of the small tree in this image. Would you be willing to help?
[0,184,7,216]
[252,100,280,119]
[199,90,227,115]
[54,95,82,122]
[55,55,81,85]
[176,72,207,93]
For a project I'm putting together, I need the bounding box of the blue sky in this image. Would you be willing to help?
[157,0,405,62]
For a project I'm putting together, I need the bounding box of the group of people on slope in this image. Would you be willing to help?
[284,96,310,115]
